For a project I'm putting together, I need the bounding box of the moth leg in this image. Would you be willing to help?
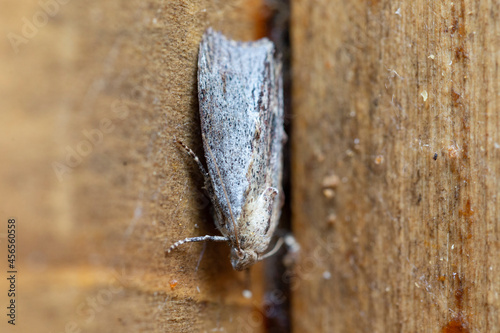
[166,235,227,255]
[173,137,209,178]
[173,136,217,206]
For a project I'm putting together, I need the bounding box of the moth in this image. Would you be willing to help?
[168,28,285,271]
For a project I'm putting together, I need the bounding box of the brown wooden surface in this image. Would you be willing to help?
[0,0,274,332]
[3,0,499,332]
[291,1,499,332]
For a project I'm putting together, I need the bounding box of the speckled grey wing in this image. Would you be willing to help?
[266,46,284,238]
[198,29,283,234]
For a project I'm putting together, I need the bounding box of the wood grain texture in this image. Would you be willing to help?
[291,1,499,332]
[0,0,274,332]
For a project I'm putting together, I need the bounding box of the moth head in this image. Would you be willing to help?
[230,247,259,271]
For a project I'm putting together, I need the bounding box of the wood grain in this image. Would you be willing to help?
[291,1,499,332]
[0,0,274,332]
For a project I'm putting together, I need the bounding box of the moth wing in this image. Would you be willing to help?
[265,49,284,236]
[198,29,282,228]
[243,39,284,245]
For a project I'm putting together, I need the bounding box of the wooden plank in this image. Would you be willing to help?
[291,1,499,332]
[0,0,276,332]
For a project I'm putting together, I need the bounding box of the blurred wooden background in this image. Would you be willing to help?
[0,0,498,332]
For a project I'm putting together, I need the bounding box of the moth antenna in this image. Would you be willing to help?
[259,237,284,260]
[202,133,242,253]
[166,235,228,254]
